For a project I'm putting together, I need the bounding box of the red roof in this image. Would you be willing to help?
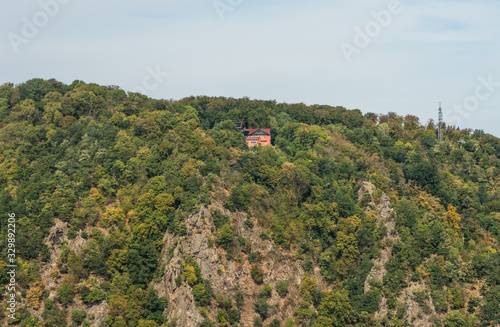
[244,128,271,135]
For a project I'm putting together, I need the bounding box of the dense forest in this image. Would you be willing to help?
[0,78,499,327]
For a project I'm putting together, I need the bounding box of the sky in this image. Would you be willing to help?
[2,0,500,136]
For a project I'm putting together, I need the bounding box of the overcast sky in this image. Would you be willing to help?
[2,0,500,136]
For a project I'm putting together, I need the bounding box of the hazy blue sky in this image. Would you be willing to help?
[2,0,500,135]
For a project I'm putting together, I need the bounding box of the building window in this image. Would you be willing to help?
[251,141,256,144]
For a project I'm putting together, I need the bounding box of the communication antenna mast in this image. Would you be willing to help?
[438,102,443,142]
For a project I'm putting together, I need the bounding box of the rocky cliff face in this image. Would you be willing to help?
[10,182,451,327]
[363,191,398,295]
[153,204,324,326]
[360,182,437,326]
[10,204,322,327]
[30,219,108,327]
[41,219,87,290]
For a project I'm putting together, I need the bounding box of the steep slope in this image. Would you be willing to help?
[360,182,399,318]
[1,79,500,326]
[153,204,326,326]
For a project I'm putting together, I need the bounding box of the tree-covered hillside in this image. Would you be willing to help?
[0,79,499,327]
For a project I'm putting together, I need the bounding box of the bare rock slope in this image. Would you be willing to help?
[153,204,323,326]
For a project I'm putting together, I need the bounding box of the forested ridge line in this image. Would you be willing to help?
[0,79,499,326]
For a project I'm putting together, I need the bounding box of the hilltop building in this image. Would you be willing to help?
[234,122,272,147]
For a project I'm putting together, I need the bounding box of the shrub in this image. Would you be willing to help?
[57,279,76,305]
[444,310,465,327]
[228,308,241,325]
[251,266,264,284]
[269,319,282,327]
[183,265,197,286]
[468,297,480,313]
[285,318,295,327]
[248,251,263,263]
[212,209,229,229]
[294,301,313,323]
[67,229,78,240]
[71,310,86,325]
[245,219,254,229]
[302,257,314,272]
[217,309,228,326]
[432,291,447,313]
[241,241,252,254]
[200,318,215,327]
[218,223,234,251]
[276,280,289,297]
[235,290,245,309]
[254,298,269,319]
[79,285,90,299]
[449,287,466,310]
[83,287,107,304]
[351,290,380,314]
[228,183,251,211]
[193,284,208,307]
[175,274,182,287]
[26,281,44,310]
[216,294,232,311]
[261,284,272,298]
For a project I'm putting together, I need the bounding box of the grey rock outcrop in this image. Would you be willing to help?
[153,204,320,326]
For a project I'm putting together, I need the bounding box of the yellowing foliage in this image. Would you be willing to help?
[89,187,104,205]
[445,204,461,235]
[416,267,430,278]
[154,193,174,215]
[27,281,44,310]
[107,249,128,275]
[183,265,197,286]
[102,208,126,227]
[300,274,317,301]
